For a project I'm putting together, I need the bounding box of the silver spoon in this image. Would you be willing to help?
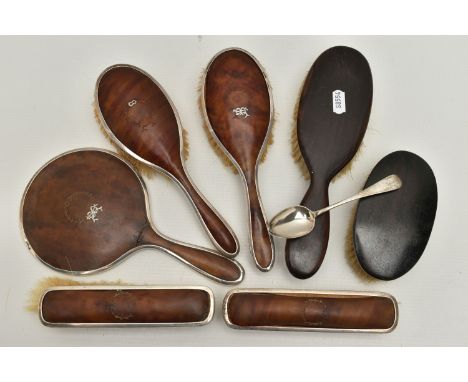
[269,175,402,239]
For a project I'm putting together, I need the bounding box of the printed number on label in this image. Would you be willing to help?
[332,90,346,114]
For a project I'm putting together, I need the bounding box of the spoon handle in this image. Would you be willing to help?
[315,175,402,217]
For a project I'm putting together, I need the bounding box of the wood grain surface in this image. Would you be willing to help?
[225,290,396,331]
[353,151,438,280]
[204,49,274,271]
[21,150,243,284]
[286,46,373,279]
[41,288,212,325]
[97,65,238,257]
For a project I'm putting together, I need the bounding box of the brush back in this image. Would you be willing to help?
[354,151,438,280]
[96,65,184,176]
[297,46,372,178]
[204,49,271,174]
[286,46,373,279]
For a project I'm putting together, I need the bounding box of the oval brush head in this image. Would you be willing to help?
[198,65,275,175]
[93,102,189,179]
[351,151,438,280]
[290,77,365,183]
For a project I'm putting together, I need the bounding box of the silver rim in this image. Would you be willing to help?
[200,48,275,271]
[20,148,244,284]
[39,285,214,327]
[223,288,398,333]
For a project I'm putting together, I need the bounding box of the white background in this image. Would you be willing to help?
[0,36,467,346]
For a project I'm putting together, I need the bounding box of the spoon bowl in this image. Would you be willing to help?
[269,206,316,239]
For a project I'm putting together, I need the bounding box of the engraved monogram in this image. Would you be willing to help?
[303,298,328,326]
[109,291,135,320]
[86,204,103,223]
[232,106,250,118]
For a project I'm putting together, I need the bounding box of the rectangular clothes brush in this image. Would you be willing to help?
[223,289,398,332]
[28,278,213,327]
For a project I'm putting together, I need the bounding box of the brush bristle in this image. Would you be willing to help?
[291,126,310,180]
[26,277,129,313]
[259,111,275,164]
[93,102,190,178]
[344,207,375,283]
[291,81,311,180]
[197,71,274,174]
[181,128,190,162]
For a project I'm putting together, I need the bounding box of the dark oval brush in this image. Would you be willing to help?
[351,151,437,280]
[95,64,239,258]
[20,149,244,284]
[201,48,275,271]
[287,46,373,279]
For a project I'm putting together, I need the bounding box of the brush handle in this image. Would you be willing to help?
[285,177,329,279]
[41,287,213,326]
[244,171,274,271]
[140,226,244,284]
[315,175,402,217]
[224,290,397,332]
[176,171,239,257]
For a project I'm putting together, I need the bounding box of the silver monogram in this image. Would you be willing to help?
[86,204,103,223]
[128,99,137,107]
[232,106,250,118]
